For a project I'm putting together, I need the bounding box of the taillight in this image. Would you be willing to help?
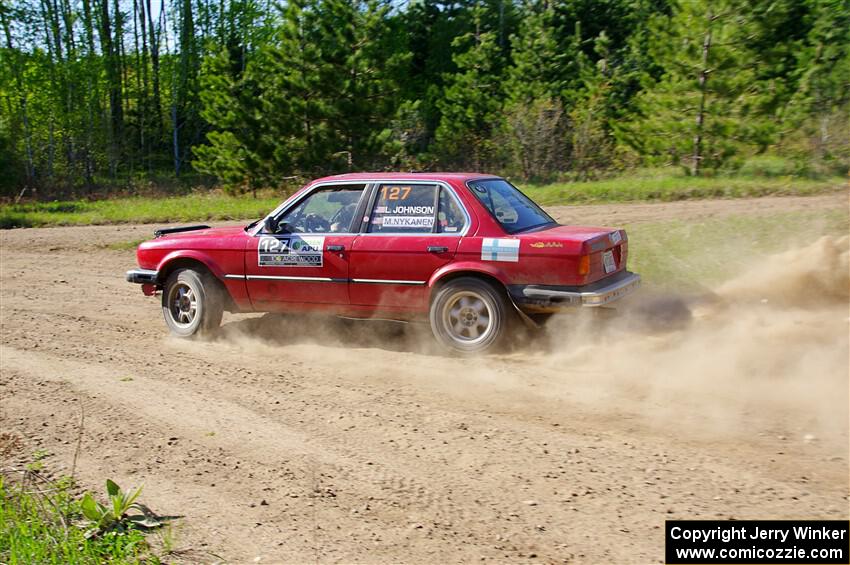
[578,254,590,276]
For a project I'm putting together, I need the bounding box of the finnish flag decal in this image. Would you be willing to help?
[481,238,520,262]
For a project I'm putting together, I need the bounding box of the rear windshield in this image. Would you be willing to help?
[467,179,556,234]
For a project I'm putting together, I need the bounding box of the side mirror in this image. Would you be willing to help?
[263,216,279,233]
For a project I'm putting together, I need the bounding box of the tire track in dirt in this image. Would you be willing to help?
[4,345,515,562]
[3,309,646,561]
[3,303,846,562]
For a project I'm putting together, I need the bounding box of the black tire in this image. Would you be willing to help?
[429,277,511,354]
[161,268,223,338]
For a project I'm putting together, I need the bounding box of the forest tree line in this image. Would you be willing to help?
[0,0,848,198]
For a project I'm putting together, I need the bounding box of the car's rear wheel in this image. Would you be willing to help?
[430,277,511,354]
[162,268,223,337]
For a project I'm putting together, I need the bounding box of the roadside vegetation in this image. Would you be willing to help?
[1,0,848,201]
[626,208,850,291]
[0,474,154,564]
[1,169,845,229]
[0,193,280,229]
[522,170,845,206]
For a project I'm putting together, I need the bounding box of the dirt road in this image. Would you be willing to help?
[2,194,848,563]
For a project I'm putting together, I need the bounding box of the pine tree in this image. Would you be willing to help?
[435,9,504,171]
[505,0,566,103]
[193,45,261,192]
[624,1,770,174]
[779,0,850,172]
[507,0,581,104]
[195,0,403,191]
[0,0,846,195]
[315,0,405,170]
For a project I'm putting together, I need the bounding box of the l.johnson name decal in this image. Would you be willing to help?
[390,205,434,215]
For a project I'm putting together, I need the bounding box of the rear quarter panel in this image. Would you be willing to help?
[448,236,588,286]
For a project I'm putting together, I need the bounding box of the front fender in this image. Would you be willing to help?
[155,250,227,281]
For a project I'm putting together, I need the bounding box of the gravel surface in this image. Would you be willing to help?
[1,193,847,563]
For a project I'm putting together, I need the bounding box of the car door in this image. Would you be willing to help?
[245,183,367,309]
[349,182,468,311]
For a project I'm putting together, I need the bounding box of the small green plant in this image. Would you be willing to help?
[80,479,162,537]
[25,449,51,471]
[1,474,150,563]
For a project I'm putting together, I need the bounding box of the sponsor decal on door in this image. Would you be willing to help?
[258,236,325,267]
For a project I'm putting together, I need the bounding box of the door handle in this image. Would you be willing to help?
[327,244,345,252]
[427,246,449,253]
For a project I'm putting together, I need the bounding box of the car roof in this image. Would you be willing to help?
[311,172,501,183]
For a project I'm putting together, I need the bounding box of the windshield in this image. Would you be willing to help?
[467,179,556,233]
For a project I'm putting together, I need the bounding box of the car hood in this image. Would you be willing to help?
[155,225,248,241]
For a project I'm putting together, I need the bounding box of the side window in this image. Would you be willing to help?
[468,179,553,233]
[276,184,366,233]
[437,188,465,233]
[368,184,438,233]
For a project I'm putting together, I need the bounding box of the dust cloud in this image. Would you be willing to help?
[205,236,849,446]
[537,235,849,442]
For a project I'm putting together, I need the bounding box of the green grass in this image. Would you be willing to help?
[1,193,280,229]
[0,475,151,564]
[522,170,846,206]
[625,208,850,291]
[1,170,845,229]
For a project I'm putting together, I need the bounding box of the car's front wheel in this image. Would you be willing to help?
[429,277,511,354]
[162,268,223,337]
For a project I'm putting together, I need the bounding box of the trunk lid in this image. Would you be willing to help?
[523,224,628,284]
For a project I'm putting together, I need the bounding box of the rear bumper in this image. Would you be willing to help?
[510,271,641,311]
[126,269,158,284]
